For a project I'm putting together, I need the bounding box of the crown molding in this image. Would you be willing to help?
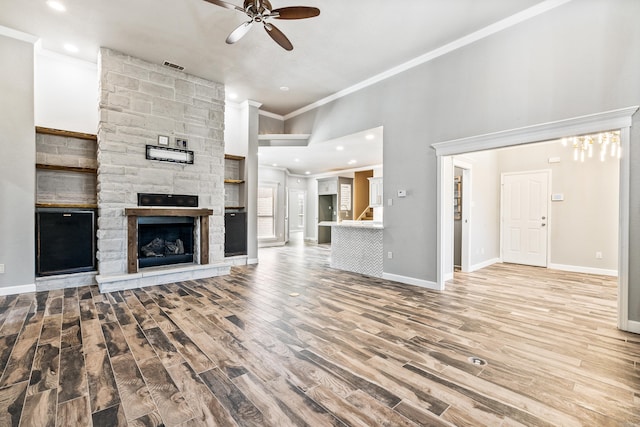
[432,106,639,157]
[258,110,284,120]
[283,0,573,121]
[0,25,39,44]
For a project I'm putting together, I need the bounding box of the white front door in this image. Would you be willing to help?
[501,171,549,267]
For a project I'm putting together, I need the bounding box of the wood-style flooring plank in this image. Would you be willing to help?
[56,395,91,427]
[4,243,640,426]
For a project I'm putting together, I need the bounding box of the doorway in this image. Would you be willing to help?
[433,107,637,331]
[288,189,306,244]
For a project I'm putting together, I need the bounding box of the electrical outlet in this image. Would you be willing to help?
[387,251,393,259]
[596,251,603,259]
[0,264,4,274]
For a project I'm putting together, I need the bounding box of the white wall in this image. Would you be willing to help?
[35,50,98,134]
[0,35,35,292]
[224,101,247,157]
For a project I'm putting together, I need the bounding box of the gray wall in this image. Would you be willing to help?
[284,0,640,318]
[258,114,284,134]
[0,35,35,290]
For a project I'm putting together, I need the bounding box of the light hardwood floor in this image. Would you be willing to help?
[0,243,638,426]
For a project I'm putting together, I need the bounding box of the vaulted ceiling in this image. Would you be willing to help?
[1,0,543,116]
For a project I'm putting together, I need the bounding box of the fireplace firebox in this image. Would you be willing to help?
[137,216,194,268]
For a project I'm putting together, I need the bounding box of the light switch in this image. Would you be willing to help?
[0,264,4,274]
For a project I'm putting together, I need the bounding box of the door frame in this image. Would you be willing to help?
[432,106,638,332]
[500,169,551,267]
[287,188,306,241]
[452,159,472,274]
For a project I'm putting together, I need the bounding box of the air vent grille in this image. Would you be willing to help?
[163,61,184,71]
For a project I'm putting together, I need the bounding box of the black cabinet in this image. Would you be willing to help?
[36,209,96,276]
[225,212,247,256]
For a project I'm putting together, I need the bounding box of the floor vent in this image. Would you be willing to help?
[163,60,185,71]
[468,356,487,366]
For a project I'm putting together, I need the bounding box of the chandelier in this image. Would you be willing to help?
[561,131,621,162]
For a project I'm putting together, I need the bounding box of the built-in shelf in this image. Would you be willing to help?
[224,206,245,210]
[224,179,245,184]
[36,163,97,174]
[258,134,311,147]
[36,126,97,141]
[36,203,98,209]
[224,154,245,161]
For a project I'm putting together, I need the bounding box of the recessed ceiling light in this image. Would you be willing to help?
[294,158,300,162]
[348,160,357,165]
[305,171,310,175]
[272,163,278,167]
[336,146,344,151]
[365,134,375,140]
[280,86,290,92]
[47,1,66,12]
[64,44,78,53]
[228,93,238,100]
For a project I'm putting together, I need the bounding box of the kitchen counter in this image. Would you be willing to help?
[321,221,383,277]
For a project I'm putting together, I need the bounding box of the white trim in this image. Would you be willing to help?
[433,106,638,333]
[258,241,286,248]
[0,284,37,296]
[617,126,631,331]
[548,263,617,277]
[241,100,262,109]
[469,258,502,273]
[283,0,572,120]
[443,272,454,282]
[247,258,259,265]
[258,110,284,120]
[0,25,39,43]
[432,107,637,157]
[36,47,97,70]
[382,272,440,291]
[627,320,640,335]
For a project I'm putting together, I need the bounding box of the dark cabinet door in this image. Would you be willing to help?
[36,210,96,276]
[225,212,247,256]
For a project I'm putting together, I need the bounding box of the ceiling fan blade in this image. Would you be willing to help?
[271,6,320,19]
[264,23,293,51]
[226,21,254,44]
[203,0,244,12]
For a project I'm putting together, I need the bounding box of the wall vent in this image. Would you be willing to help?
[163,61,185,71]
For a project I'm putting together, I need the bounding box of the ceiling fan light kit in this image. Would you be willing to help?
[204,0,320,50]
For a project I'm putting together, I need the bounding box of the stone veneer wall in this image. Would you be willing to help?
[97,48,225,277]
[36,133,97,205]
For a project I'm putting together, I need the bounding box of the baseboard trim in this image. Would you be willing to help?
[548,263,617,277]
[247,258,259,265]
[0,284,37,296]
[469,258,501,272]
[625,320,640,334]
[382,273,439,291]
[258,241,286,248]
[443,272,454,282]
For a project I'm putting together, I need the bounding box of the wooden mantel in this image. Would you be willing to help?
[125,208,214,274]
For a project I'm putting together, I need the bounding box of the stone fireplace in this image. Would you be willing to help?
[95,48,229,292]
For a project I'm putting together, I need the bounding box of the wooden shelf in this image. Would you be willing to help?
[225,206,245,210]
[36,203,97,209]
[36,126,97,141]
[125,208,213,217]
[36,163,97,174]
[224,179,245,184]
[224,154,245,161]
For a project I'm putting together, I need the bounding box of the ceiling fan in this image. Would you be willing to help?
[204,0,320,51]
